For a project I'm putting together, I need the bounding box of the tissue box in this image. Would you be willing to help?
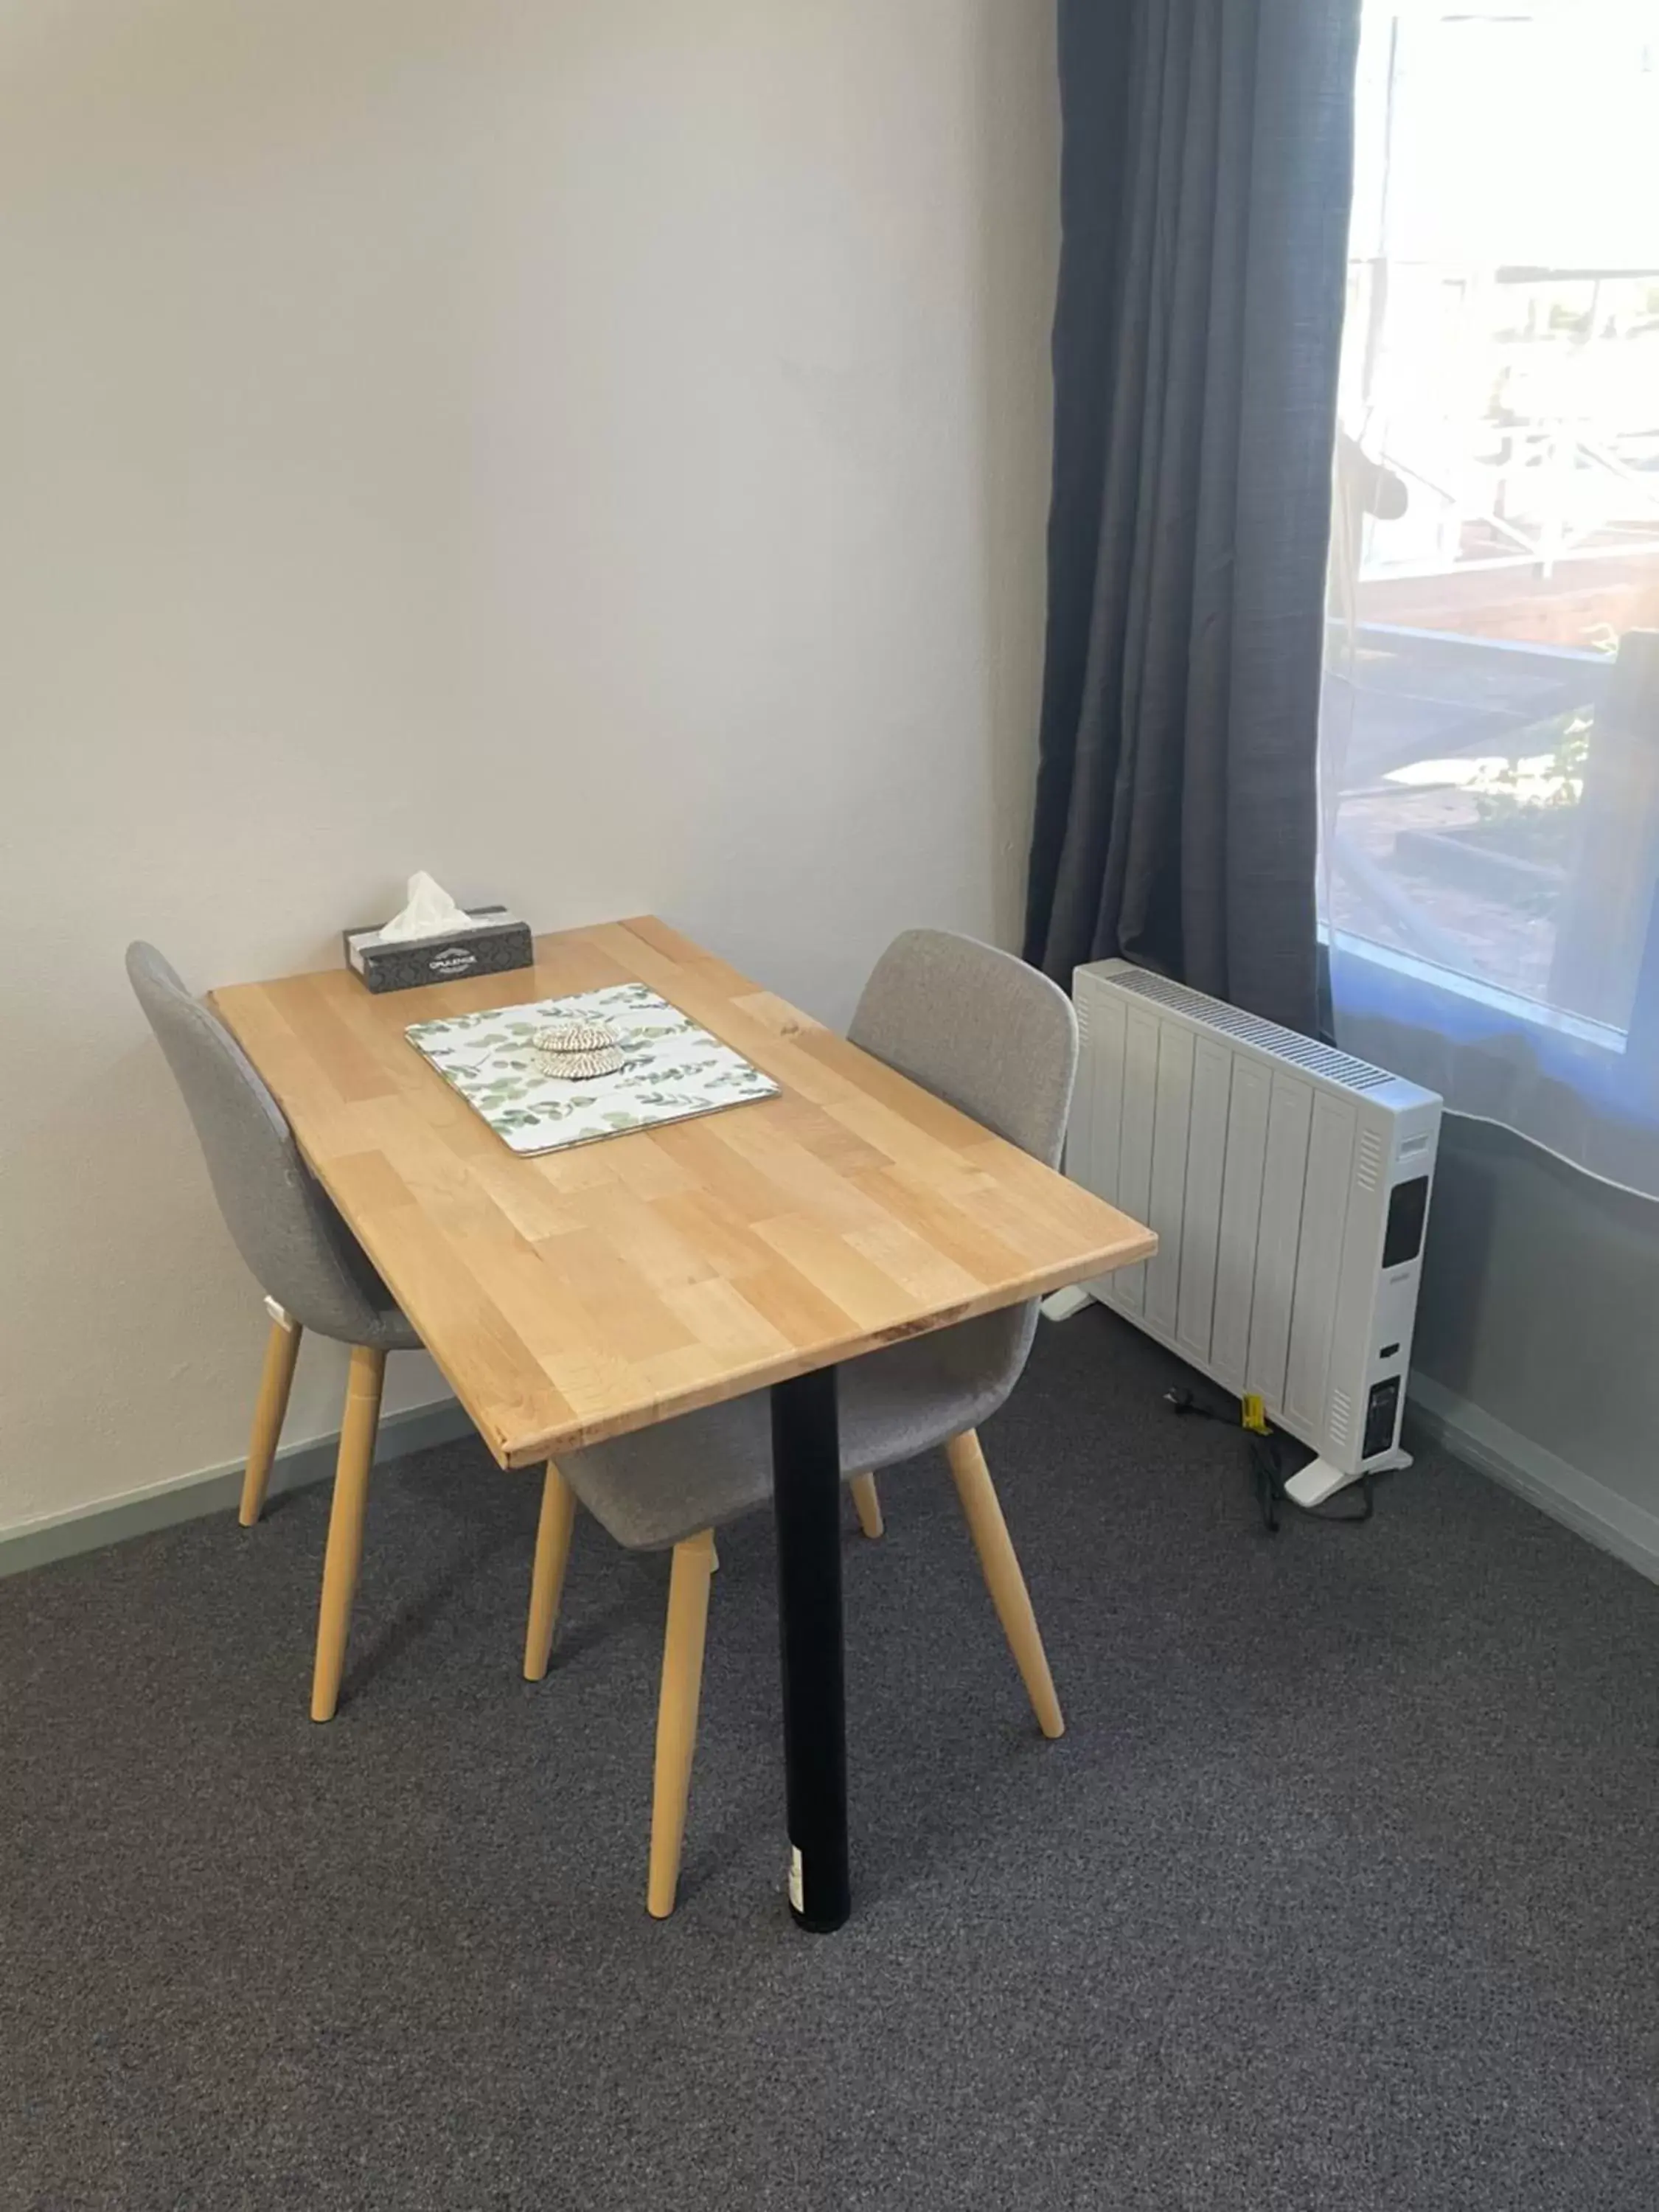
[343,906,535,994]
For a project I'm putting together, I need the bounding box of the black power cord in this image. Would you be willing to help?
[1164,1387,1375,1532]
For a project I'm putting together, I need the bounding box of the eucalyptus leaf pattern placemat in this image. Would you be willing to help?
[406,984,779,1155]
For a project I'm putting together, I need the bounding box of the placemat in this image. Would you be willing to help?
[406,983,779,1156]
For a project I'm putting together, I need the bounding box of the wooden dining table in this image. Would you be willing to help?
[212,916,1155,1930]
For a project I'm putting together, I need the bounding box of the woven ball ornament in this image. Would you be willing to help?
[528,1018,625,1082]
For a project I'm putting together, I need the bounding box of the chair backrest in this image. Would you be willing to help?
[125,943,392,1343]
[849,929,1077,1166]
[849,930,1079,1408]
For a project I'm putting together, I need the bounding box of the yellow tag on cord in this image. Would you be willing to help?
[1241,1393,1270,1435]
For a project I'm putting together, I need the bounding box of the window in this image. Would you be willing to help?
[1320,0,1659,1194]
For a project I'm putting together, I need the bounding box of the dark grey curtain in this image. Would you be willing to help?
[1024,0,1360,1032]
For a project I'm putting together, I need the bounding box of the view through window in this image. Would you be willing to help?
[1320,1,1659,1057]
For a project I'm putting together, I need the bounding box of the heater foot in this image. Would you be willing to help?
[1284,1450,1411,1509]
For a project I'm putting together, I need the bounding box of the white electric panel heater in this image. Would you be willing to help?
[1067,961,1442,1496]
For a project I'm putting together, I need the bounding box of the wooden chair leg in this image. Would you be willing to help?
[849,1471,884,1539]
[524,1462,577,1682]
[943,1429,1064,1739]
[309,1343,386,1723]
[240,1310,302,1526]
[647,1528,716,1919]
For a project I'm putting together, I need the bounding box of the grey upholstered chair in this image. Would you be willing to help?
[524,929,1079,1916]
[126,944,422,1722]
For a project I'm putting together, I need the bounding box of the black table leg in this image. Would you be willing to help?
[771,1365,850,1933]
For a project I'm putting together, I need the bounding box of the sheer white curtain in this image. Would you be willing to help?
[1320,0,1659,1196]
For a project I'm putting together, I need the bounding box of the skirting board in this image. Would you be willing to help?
[1408,1374,1659,1587]
[0,1397,476,1582]
[1044,1293,1659,1586]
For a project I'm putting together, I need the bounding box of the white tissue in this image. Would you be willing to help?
[375,872,476,945]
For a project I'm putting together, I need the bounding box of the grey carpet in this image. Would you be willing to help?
[4,1304,1659,2211]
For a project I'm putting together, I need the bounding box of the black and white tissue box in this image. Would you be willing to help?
[343,906,535,994]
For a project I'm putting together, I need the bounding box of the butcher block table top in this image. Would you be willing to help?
[211,917,1156,1470]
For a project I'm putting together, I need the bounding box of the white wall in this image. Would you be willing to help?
[1411,1116,1659,1584]
[0,1,1058,1532]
